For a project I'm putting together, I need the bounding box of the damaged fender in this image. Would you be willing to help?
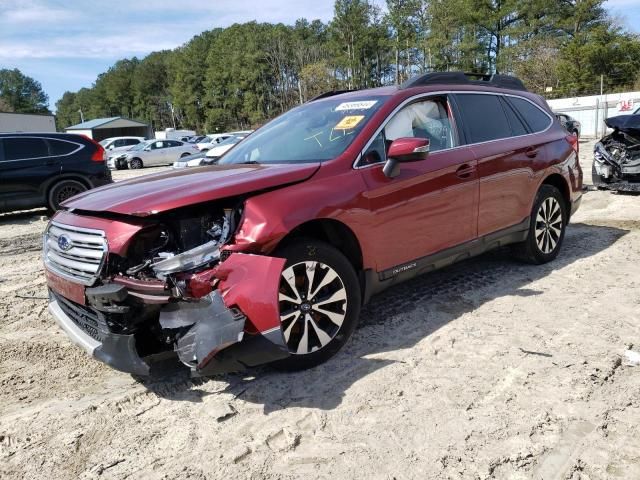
[160,253,289,375]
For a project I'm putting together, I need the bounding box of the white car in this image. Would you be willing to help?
[196,134,233,152]
[173,134,248,169]
[108,139,198,169]
[100,136,145,157]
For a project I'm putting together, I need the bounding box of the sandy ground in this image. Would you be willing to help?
[1,141,639,479]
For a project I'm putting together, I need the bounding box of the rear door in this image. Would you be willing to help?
[0,136,56,210]
[454,93,543,236]
[358,94,479,273]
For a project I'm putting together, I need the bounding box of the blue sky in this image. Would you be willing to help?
[0,0,639,111]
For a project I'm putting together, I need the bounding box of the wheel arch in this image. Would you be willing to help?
[276,218,364,274]
[540,173,570,213]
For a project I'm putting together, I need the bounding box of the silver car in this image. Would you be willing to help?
[109,139,199,169]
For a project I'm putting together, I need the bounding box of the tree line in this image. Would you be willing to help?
[16,0,640,132]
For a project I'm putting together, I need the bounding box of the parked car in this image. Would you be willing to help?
[556,113,581,137]
[195,134,233,152]
[43,72,582,377]
[0,133,111,212]
[593,110,640,191]
[100,136,145,153]
[172,151,208,169]
[107,139,198,169]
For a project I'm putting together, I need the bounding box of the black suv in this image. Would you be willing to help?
[0,133,112,213]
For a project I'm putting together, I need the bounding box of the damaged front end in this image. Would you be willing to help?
[593,115,640,192]
[45,203,289,376]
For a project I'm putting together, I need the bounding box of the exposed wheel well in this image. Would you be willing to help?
[541,174,570,212]
[279,219,363,273]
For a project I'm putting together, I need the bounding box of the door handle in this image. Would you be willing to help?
[525,147,539,158]
[456,164,475,179]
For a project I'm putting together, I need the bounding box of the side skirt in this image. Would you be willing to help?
[362,217,530,304]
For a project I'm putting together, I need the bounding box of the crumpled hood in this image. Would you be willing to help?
[605,114,640,135]
[64,163,320,216]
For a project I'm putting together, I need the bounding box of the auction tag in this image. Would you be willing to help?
[335,115,365,130]
[335,100,377,111]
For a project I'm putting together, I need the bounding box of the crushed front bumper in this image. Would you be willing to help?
[47,253,290,377]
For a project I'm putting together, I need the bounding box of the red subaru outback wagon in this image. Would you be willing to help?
[44,72,582,376]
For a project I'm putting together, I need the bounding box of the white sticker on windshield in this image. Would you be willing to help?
[335,100,378,111]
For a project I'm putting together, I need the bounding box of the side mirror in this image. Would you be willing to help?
[383,137,430,178]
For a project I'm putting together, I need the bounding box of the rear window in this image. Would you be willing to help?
[506,97,551,133]
[48,139,78,156]
[3,137,49,160]
[455,94,512,143]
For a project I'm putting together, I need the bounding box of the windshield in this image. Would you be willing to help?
[219,96,386,164]
[130,140,151,151]
[99,139,111,147]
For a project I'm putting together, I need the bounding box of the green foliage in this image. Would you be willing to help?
[53,0,640,131]
[0,68,50,114]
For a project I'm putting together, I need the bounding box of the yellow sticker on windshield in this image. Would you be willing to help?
[335,115,364,130]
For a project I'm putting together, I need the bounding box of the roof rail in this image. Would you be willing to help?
[400,71,527,92]
[309,90,355,102]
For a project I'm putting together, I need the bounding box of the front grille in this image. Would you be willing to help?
[51,290,106,342]
[44,221,107,286]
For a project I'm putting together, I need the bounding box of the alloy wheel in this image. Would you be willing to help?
[278,261,347,355]
[535,197,563,254]
[56,185,81,204]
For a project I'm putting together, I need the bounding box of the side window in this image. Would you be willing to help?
[385,98,454,152]
[126,139,140,146]
[151,141,164,150]
[499,97,528,136]
[48,139,78,156]
[169,140,182,147]
[361,97,455,166]
[455,94,512,144]
[3,137,49,160]
[506,97,552,133]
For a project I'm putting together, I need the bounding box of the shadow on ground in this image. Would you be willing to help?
[141,222,628,410]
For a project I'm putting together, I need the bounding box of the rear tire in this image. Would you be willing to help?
[48,179,87,211]
[129,158,143,169]
[271,239,361,371]
[512,185,567,264]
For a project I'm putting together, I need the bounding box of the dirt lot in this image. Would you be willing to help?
[1,141,639,479]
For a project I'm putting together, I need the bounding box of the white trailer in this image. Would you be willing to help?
[155,128,196,140]
[0,112,56,133]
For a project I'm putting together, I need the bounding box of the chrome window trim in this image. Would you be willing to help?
[354,90,553,170]
[0,135,84,161]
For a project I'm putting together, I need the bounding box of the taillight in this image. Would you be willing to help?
[79,135,106,162]
[565,134,579,154]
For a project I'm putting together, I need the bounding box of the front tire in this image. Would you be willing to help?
[48,179,87,211]
[271,239,361,371]
[129,158,143,169]
[512,185,567,264]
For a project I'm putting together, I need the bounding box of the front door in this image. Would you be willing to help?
[358,95,479,273]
